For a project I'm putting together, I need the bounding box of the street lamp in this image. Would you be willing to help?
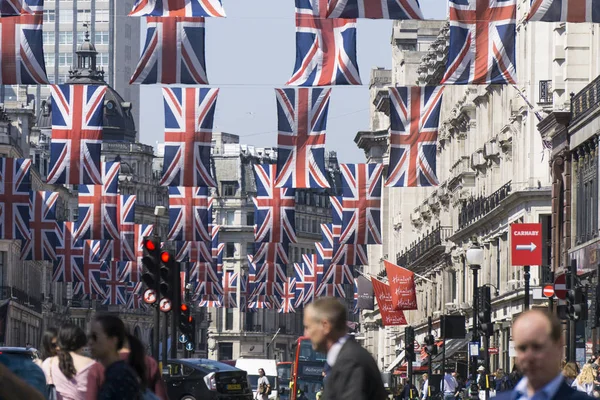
[466,241,484,400]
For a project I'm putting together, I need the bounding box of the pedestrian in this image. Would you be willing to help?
[564,362,581,387]
[41,323,95,400]
[40,327,59,361]
[442,369,458,400]
[87,314,145,400]
[256,368,271,400]
[493,309,594,400]
[420,373,429,400]
[573,364,596,396]
[303,297,386,400]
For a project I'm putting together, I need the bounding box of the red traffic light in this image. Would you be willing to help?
[161,251,171,263]
[188,315,193,323]
[180,304,188,312]
[144,239,157,251]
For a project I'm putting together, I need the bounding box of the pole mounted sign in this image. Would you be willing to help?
[510,223,543,266]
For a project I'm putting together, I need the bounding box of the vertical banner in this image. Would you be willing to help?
[372,277,407,326]
[384,260,418,310]
[355,275,374,310]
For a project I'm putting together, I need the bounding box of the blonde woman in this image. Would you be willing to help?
[573,363,596,396]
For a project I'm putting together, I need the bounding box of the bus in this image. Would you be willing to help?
[290,337,326,400]
[277,361,293,400]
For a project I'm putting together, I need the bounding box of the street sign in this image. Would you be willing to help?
[159,298,172,312]
[488,347,499,355]
[414,342,420,351]
[510,223,543,266]
[143,289,157,304]
[543,285,555,298]
[554,273,567,300]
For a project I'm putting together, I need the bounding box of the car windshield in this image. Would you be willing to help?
[248,375,277,391]
[295,378,323,400]
[183,359,238,372]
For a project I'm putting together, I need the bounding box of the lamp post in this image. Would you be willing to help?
[466,244,484,400]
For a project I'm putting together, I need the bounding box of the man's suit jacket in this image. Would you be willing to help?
[322,338,387,400]
[493,381,595,400]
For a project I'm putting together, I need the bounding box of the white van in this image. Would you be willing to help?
[235,358,279,400]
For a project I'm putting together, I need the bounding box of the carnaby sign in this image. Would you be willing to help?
[510,223,543,266]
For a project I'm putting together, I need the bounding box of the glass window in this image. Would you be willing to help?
[43,10,55,23]
[76,31,85,44]
[246,212,254,226]
[59,31,73,45]
[58,74,69,84]
[58,53,73,67]
[98,53,109,67]
[61,10,74,24]
[218,343,233,360]
[43,31,54,45]
[226,211,235,226]
[95,9,109,23]
[225,243,235,258]
[95,31,109,45]
[225,308,234,330]
[77,9,91,23]
[221,181,236,197]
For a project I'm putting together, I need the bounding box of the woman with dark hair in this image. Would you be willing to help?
[88,314,146,400]
[40,327,59,361]
[42,323,95,399]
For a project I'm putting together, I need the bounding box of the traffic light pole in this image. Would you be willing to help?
[154,270,161,359]
[470,264,480,399]
[427,317,433,379]
[170,263,181,360]
[163,311,169,366]
[524,265,531,310]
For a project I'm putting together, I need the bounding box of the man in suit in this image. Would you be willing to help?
[494,309,593,400]
[303,297,386,400]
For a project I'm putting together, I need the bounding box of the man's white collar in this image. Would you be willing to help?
[327,335,349,367]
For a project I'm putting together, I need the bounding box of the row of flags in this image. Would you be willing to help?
[0,0,598,86]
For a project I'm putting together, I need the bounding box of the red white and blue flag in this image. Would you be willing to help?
[339,163,383,245]
[221,271,238,308]
[53,222,85,283]
[130,16,207,85]
[287,0,361,86]
[0,158,31,241]
[189,262,222,300]
[176,240,212,263]
[129,0,226,17]
[527,0,600,22]
[211,225,223,273]
[253,164,297,244]
[252,242,290,266]
[48,85,105,185]
[327,0,423,19]
[316,282,345,297]
[0,0,32,16]
[442,0,516,85]
[81,240,106,296]
[0,14,48,84]
[101,262,128,306]
[321,264,353,285]
[21,191,60,261]
[97,195,137,261]
[161,87,218,187]
[385,86,444,188]
[320,223,368,266]
[75,162,120,241]
[275,88,331,189]
[277,278,296,313]
[126,282,147,310]
[167,186,211,242]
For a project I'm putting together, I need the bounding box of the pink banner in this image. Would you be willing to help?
[372,277,407,326]
[385,260,418,310]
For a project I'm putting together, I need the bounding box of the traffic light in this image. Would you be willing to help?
[141,237,161,290]
[159,250,176,300]
[477,286,493,336]
[567,287,588,321]
[179,303,194,344]
[540,266,553,284]
[405,326,416,362]
[186,317,196,352]
[424,334,438,356]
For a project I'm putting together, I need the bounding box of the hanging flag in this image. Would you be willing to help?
[199,298,222,307]
[211,225,224,273]
[315,282,345,298]
[287,0,361,86]
[277,278,297,313]
[52,222,85,283]
[339,163,383,245]
[48,85,105,185]
[0,14,48,84]
[527,0,600,22]
[442,0,516,85]
[0,158,31,241]
[81,241,106,297]
[321,223,368,266]
[294,260,319,307]
[189,261,222,299]
[321,264,353,285]
[384,260,417,310]
[129,0,226,17]
[252,242,290,265]
[386,86,444,188]
[98,195,137,261]
[167,186,211,242]
[0,0,32,16]
[161,87,218,188]
[74,162,120,241]
[101,262,128,306]
[254,262,287,284]
[20,191,60,261]
[253,164,297,244]
[130,16,207,84]
[126,282,147,310]
[355,274,374,310]
[275,88,331,189]
[221,270,238,308]
[372,277,407,326]
[24,0,42,15]
[327,0,423,19]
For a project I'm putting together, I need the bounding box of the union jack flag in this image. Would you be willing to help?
[98,195,137,261]
[75,162,120,241]
[252,242,290,265]
[327,0,423,19]
[275,88,331,189]
[101,262,128,306]
[129,224,154,281]
[198,298,222,307]
[211,225,223,272]
[52,222,85,283]
[316,282,345,297]
[385,86,444,188]
[129,0,226,17]
[0,14,48,84]
[339,163,383,245]
[294,261,319,307]
[130,17,207,84]
[189,262,222,299]
[48,85,106,185]
[321,264,353,285]
[176,240,212,263]
[287,0,361,86]
[247,295,273,310]
[442,0,516,85]
[20,191,60,261]
[23,0,42,14]
[0,0,31,16]
[277,278,296,313]
[81,241,106,297]
[126,282,147,310]
[161,87,218,187]
[221,270,238,308]
[253,164,297,244]
[254,262,287,284]
[167,186,211,242]
[330,195,343,227]
[527,0,600,22]
[0,158,31,241]
[319,223,368,266]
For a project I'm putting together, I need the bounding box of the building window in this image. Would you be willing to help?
[57,74,69,84]
[95,9,110,23]
[61,10,74,24]
[449,270,457,302]
[0,251,6,287]
[246,243,254,257]
[98,53,109,67]
[225,243,235,258]
[225,210,235,226]
[221,181,236,197]
[77,9,91,23]
[43,10,55,23]
[312,220,318,233]
[58,52,73,67]
[95,31,109,45]
[218,342,233,360]
[538,80,553,104]
[246,212,254,226]
[225,308,234,331]
[575,142,598,245]
[59,31,73,45]
[43,31,54,45]
[46,56,55,67]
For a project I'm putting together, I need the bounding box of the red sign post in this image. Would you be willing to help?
[510,223,543,266]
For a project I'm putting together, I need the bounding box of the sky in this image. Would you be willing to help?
[138,1,448,164]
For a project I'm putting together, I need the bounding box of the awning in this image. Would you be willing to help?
[431,338,469,363]
[386,350,405,372]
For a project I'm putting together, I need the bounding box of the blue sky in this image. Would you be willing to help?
[138,1,447,163]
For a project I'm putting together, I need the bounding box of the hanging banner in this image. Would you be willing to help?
[355,275,374,310]
[384,260,418,310]
[372,277,407,326]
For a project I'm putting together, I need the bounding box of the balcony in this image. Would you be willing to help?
[0,286,42,313]
[393,224,453,270]
[458,181,512,230]
[571,74,600,124]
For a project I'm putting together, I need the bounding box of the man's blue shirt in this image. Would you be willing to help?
[512,374,563,400]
